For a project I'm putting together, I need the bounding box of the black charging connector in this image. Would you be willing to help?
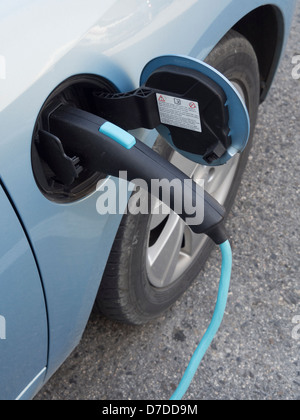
[37,104,227,244]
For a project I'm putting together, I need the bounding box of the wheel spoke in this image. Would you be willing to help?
[149,197,171,230]
[147,212,185,288]
[181,225,207,257]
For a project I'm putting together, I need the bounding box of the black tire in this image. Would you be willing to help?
[94,30,260,325]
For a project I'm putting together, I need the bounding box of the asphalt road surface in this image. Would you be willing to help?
[36,3,300,401]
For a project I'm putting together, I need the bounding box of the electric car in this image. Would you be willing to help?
[0,0,296,400]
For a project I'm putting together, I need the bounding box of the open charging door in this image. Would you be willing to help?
[140,55,250,166]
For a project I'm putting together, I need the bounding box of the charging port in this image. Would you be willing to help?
[31,74,117,203]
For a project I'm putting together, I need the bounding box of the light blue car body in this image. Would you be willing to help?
[0,0,296,400]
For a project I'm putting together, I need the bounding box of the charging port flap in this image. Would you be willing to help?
[140,55,250,166]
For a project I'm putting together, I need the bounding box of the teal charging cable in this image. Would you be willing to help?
[170,240,232,400]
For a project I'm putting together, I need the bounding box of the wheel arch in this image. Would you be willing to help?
[232,5,285,103]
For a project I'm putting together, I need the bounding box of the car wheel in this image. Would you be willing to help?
[94,30,260,325]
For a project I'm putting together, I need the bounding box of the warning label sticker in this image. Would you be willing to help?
[156,93,202,133]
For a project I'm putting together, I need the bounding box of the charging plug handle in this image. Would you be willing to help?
[42,105,227,244]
